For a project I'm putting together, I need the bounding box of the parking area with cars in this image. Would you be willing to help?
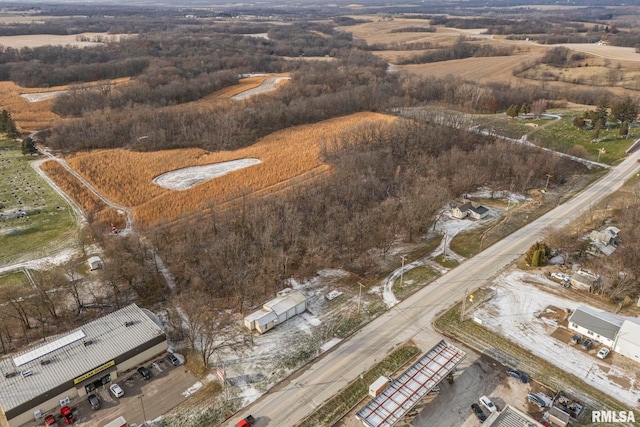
[26,353,198,427]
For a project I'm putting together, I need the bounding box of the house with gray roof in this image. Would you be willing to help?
[568,306,623,347]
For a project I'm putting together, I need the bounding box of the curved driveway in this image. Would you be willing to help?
[227,153,640,427]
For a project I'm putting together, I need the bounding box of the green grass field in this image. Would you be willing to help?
[0,270,31,291]
[529,114,635,164]
[0,139,77,266]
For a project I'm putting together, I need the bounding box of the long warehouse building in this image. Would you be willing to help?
[0,304,167,427]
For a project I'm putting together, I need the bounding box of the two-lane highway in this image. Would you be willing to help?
[226,152,640,427]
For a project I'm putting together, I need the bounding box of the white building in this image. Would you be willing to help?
[567,306,623,347]
[87,256,103,271]
[244,288,307,334]
[0,304,167,427]
[614,319,640,363]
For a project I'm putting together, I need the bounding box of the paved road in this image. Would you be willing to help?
[226,152,640,427]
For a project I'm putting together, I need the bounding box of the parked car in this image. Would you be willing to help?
[237,415,256,427]
[507,369,529,383]
[570,334,582,344]
[60,406,76,424]
[87,394,101,410]
[166,353,181,366]
[471,403,487,422]
[479,395,497,413]
[528,392,548,408]
[137,366,151,380]
[597,347,610,359]
[44,414,59,426]
[581,339,593,350]
[109,383,124,398]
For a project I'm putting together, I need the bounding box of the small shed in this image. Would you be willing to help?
[264,289,307,324]
[87,256,103,271]
[569,271,598,292]
[469,205,489,220]
[243,289,307,334]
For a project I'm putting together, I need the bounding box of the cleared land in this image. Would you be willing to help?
[397,55,540,84]
[53,112,397,225]
[0,32,128,49]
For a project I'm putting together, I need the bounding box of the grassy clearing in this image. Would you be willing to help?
[529,114,635,164]
[0,270,31,291]
[434,304,629,424]
[433,254,458,269]
[0,139,76,266]
[299,344,420,427]
[471,114,537,140]
[393,265,439,299]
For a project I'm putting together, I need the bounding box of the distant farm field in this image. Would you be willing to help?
[396,55,540,84]
[0,79,129,132]
[0,32,129,49]
[55,112,397,225]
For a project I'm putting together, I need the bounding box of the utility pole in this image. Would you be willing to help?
[461,288,468,320]
[400,255,407,286]
[357,281,364,314]
[442,230,448,260]
[545,174,552,191]
[138,395,147,426]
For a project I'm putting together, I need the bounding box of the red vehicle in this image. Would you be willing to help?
[60,406,76,424]
[44,414,58,427]
[237,415,256,427]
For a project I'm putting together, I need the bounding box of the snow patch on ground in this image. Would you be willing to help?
[0,248,79,274]
[152,159,261,190]
[320,338,342,353]
[472,270,640,407]
[181,381,203,397]
[231,77,291,100]
[20,90,67,102]
[300,312,321,326]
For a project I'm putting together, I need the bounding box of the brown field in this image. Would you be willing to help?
[0,78,130,132]
[396,54,542,84]
[0,33,129,49]
[337,18,492,46]
[203,73,290,100]
[0,81,61,131]
[60,112,397,225]
[40,160,126,228]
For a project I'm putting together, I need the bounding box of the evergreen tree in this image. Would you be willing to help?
[21,137,37,155]
[619,120,629,138]
[506,104,519,118]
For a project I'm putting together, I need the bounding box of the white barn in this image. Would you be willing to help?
[567,306,623,347]
[244,289,307,334]
[613,319,640,363]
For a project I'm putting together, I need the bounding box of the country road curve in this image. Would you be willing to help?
[226,152,640,427]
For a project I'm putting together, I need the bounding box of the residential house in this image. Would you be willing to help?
[450,201,489,220]
[569,270,599,292]
[568,306,623,347]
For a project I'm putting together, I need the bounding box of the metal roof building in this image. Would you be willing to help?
[244,289,307,334]
[356,340,466,427]
[483,405,544,427]
[568,305,623,347]
[614,319,640,363]
[0,304,167,427]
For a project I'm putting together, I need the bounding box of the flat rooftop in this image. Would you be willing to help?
[0,304,165,412]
